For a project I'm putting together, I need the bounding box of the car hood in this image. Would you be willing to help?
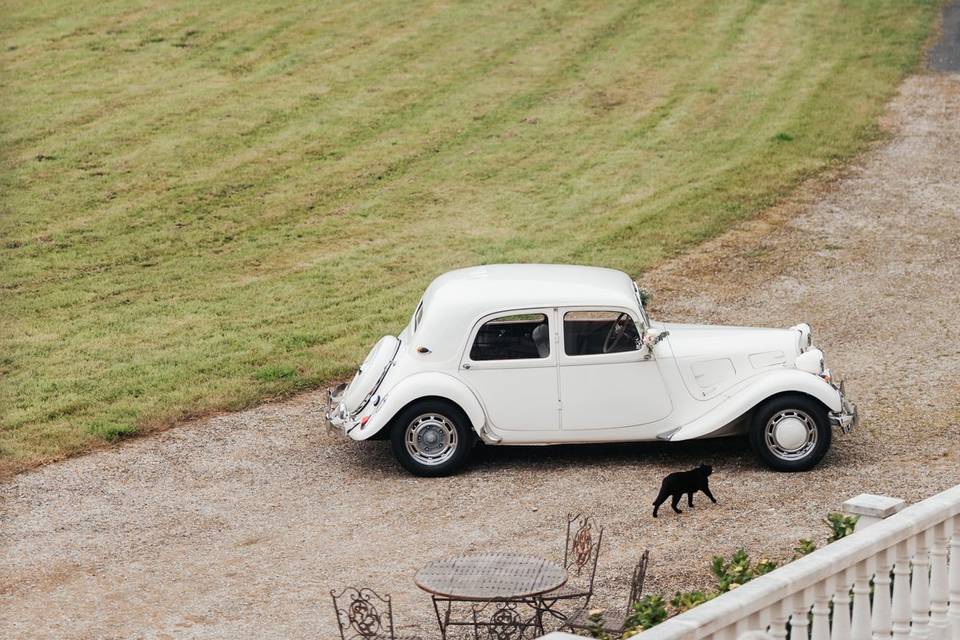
[656,322,802,360]
[652,322,805,401]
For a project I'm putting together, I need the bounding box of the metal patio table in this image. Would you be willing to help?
[415,552,567,639]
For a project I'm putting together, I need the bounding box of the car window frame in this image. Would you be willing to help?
[461,308,558,370]
[557,306,647,366]
[633,283,651,331]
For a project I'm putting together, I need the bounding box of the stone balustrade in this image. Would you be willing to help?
[541,483,960,640]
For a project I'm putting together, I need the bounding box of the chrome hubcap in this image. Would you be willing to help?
[764,409,818,461]
[405,413,458,466]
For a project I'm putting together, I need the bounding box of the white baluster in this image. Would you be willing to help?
[716,626,738,640]
[793,601,811,640]
[742,611,765,634]
[834,582,853,640]
[812,590,832,640]
[853,563,873,640]
[893,545,912,639]
[769,612,790,640]
[929,523,949,640]
[912,536,931,638]
[873,563,893,640]
[948,519,960,640]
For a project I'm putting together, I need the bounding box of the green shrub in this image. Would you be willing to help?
[710,548,778,593]
[670,590,712,613]
[623,595,669,635]
[825,513,859,542]
[586,609,615,640]
[793,538,817,558]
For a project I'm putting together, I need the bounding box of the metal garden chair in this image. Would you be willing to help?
[470,600,541,640]
[536,513,604,624]
[561,549,650,636]
[330,587,423,640]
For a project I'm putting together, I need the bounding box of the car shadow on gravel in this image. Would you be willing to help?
[348,434,855,478]
[347,437,762,476]
[471,437,757,471]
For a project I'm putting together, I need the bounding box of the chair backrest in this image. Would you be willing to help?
[471,600,540,640]
[330,587,396,640]
[626,549,650,611]
[563,513,604,591]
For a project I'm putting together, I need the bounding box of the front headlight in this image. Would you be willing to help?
[795,348,824,374]
[790,323,813,352]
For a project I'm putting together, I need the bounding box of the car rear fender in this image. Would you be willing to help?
[666,368,843,441]
[347,372,486,441]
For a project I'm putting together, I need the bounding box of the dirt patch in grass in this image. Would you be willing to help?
[2,73,959,639]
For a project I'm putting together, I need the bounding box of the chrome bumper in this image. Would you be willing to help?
[325,383,350,434]
[829,380,859,434]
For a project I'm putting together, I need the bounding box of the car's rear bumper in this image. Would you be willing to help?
[325,383,351,434]
[829,380,858,434]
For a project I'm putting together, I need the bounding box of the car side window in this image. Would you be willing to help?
[470,313,550,361]
[564,310,640,355]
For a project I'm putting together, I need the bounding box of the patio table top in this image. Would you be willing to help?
[414,552,567,601]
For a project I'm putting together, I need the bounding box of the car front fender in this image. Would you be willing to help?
[347,371,486,441]
[666,368,843,441]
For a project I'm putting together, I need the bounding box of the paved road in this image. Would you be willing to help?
[2,75,959,640]
[931,1,960,72]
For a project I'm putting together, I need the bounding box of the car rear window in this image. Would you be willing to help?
[470,313,550,360]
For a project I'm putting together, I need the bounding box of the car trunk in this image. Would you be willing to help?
[340,335,400,415]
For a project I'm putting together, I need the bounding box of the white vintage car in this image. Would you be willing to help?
[327,264,857,476]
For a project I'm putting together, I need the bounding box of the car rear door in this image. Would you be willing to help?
[458,309,561,438]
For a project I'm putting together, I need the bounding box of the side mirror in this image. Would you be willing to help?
[643,328,670,349]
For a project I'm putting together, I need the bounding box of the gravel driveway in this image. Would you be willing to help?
[2,72,959,639]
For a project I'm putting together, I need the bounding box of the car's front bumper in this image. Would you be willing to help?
[829,380,859,434]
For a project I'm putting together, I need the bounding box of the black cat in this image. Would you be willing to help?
[652,463,717,517]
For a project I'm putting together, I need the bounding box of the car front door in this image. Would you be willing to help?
[558,308,672,433]
[459,309,561,437]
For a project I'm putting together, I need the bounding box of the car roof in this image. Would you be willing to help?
[424,263,637,310]
[416,265,639,352]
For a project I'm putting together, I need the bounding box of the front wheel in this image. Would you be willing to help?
[749,394,831,472]
[390,400,474,477]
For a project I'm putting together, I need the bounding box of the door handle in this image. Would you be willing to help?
[462,363,471,369]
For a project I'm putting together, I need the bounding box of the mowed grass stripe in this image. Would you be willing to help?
[0,0,938,470]
[4,2,600,278]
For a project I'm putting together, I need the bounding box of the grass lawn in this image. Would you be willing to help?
[0,0,938,473]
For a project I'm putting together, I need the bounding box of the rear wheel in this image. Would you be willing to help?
[749,394,831,471]
[390,400,474,477]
